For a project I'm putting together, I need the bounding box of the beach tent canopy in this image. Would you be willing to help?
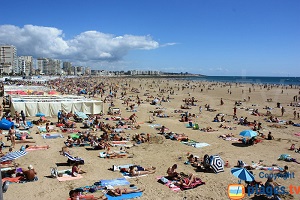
[0,118,14,130]
[10,95,103,117]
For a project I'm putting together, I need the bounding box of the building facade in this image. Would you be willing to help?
[17,56,33,76]
[37,58,61,75]
[0,45,17,75]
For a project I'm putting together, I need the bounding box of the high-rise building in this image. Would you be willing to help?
[37,58,61,75]
[62,61,72,75]
[17,56,33,76]
[0,45,17,75]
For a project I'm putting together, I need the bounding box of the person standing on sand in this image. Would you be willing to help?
[199,106,202,114]
[281,107,285,116]
[233,106,237,116]
[220,98,224,105]
[8,125,16,148]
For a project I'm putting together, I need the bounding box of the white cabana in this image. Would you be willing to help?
[10,95,104,117]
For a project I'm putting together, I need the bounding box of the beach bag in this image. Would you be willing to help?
[159,177,169,184]
[237,160,246,168]
[2,181,9,193]
[50,167,58,178]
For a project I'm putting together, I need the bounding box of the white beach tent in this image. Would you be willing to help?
[10,95,104,117]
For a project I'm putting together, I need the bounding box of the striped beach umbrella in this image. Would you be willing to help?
[210,155,224,173]
[231,168,254,182]
[0,151,28,162]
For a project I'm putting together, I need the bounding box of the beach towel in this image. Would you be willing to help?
[224,137,239,141]
[180,178,205,190]
[25,145,50,151]
[121,172,148,179]
[112,164,134,171]
[2,176,22,183]
[38,126,47,132]
[67,195,96,200]
[100,177,130,186]
[104,191,143,200]
[41,133,63,139]
[181,141,210,148]
[156,176,181,192]
[57,174,83,182]
[148,124,161,129]
[294,133,300,136]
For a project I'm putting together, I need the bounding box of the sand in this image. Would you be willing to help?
[1,78,300,200]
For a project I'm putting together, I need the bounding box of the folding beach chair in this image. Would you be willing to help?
[63,152,85,165]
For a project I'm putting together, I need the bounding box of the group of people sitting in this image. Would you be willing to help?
[165,164,204,188]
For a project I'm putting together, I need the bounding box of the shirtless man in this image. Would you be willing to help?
[23,165,37,181]
[8,125,16,148]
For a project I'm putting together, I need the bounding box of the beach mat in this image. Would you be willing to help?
[121,172,148,179]
[100,177,130,186]
[57,174,83,182]
[41,133,63,139]
[181,141,210,148]
[105,191,143,200]
[25,145,50,151]
[2,176,22,183]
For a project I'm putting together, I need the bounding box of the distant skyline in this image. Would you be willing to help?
[0,0,299,76]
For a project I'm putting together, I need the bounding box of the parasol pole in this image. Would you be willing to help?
[0,165,3,199]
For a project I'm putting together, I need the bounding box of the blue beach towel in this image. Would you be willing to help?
[105,191,143,200]
[41,133,63,139]
[100,178,130,186]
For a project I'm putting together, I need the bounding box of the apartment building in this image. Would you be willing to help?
[37,58,61,75]
[17,56,33,76]
[0,45,17,75]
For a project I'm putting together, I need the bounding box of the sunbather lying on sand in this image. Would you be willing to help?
[200,127,218,132]
[175,173,200,187]
[219,133,235,139]
[107,187,144,196]
[129,165,156,176]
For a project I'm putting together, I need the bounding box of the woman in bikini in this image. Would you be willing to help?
[107,187,144,196]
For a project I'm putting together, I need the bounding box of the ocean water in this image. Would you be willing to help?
[184,76,300,86]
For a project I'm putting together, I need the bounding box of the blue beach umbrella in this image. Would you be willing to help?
[239,130,258,138]
[231,167,254,182]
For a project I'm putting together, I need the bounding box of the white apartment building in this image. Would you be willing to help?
[37,58,61,75]
[17,56,33,76]
[0,45,17,75]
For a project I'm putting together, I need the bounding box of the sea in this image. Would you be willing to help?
[183,76,300,86]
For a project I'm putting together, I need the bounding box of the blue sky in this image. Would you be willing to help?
[0,0,299,76]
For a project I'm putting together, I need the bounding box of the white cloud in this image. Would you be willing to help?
[0,24,163,67]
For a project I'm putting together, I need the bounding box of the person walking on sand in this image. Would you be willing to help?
[199,106,202,114]
[220,98,224,105]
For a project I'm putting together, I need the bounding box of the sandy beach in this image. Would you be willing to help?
[1,77,300,200]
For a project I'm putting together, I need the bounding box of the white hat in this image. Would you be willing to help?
[28,165,33,170]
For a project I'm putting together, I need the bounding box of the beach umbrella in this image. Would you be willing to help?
[210,155,224,173]
[0,151,28,162]
[231,168,254,182]
[48,90,57,95]
[36,112,45,117]
[239,130,258,138]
